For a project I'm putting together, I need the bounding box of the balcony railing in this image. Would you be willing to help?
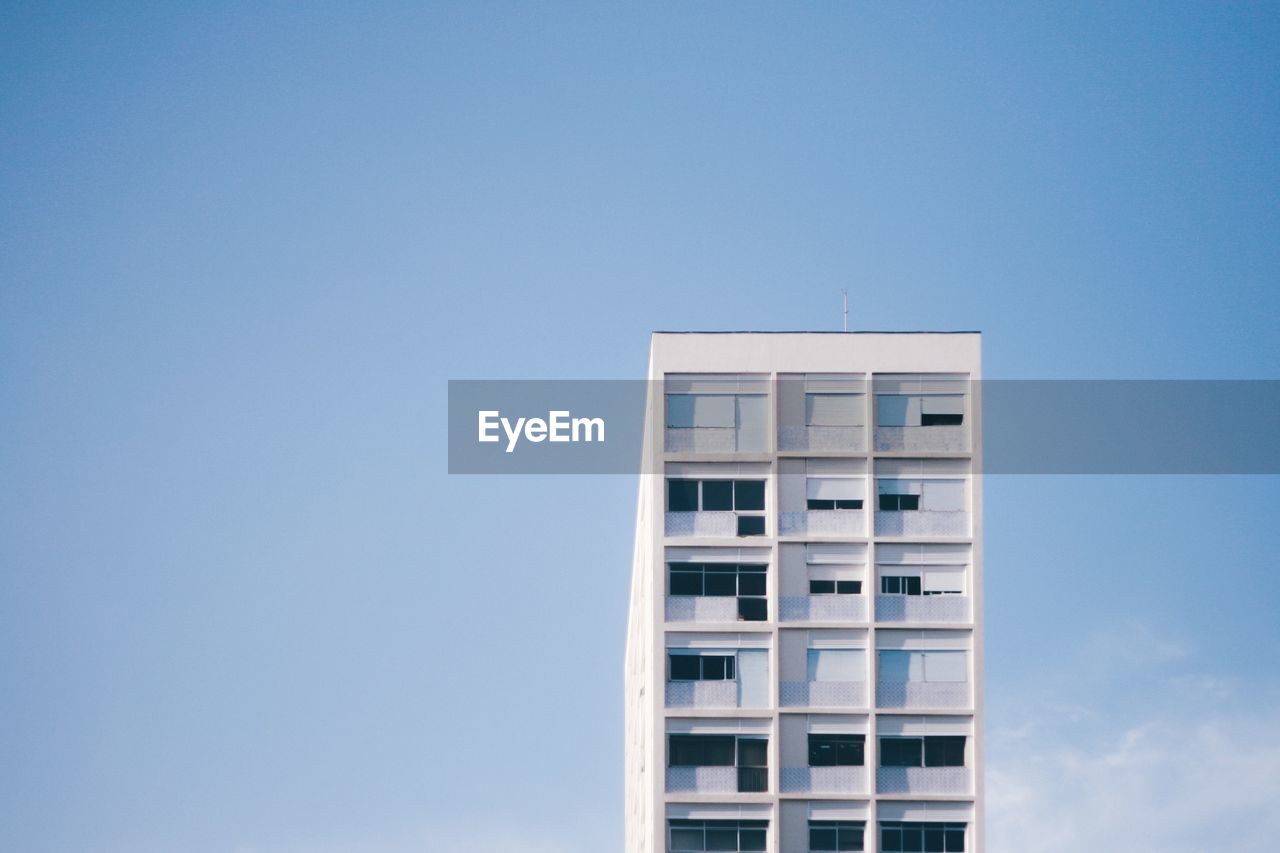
[665,427,739,453]
[874,425,970,453]
[665,766,737,793]
[665,766,768,793]
[665,680,739,709]
[876,766,973,795]
[874,595,971,623]
[778,510,866,537]
[874,511,969,537]
[876,681,971,710]
[779,595,868,623]
[780,766,868,795]
[780,681,868,709]
[778,425,866,453]
[665,595,741,623]
[665,511,738,537]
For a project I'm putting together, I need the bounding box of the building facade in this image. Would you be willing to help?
[626,332,983,853]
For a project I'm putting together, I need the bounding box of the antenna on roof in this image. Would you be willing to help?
[842,289,848,332]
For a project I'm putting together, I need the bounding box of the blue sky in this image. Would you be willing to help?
[2,3,1278,852]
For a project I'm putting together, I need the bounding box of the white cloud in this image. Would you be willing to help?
[987,635,1280,853]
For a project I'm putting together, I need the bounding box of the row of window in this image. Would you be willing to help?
[667,820,967,853]
[666,392,967,430]
[668,734,966,770]
[668,566,965,600]
[666,480,968,516]
[668,649,968,684]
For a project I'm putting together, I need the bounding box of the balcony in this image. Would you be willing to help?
[778,425,866,453]
[780,766,868,795]
[875,596,971,624]
[665,511,737,537]
[665,681,739,709]
[874,511,968,537]
[665,766,768,794]
[874,426,970,453]
[665,596,741,623]
[779,510,866,537]
[876,766,973,795]
[780,681,867,709]
[779,596,868,623]
[876,682,971,710]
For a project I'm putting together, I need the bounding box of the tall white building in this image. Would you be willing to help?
[626,332,983,853]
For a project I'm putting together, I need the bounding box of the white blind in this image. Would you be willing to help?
[877,650,924,682]
[877,395,912,426]
[923,567,965,593]
[923,651,968,682]
[879,478,923,495]
[806,393,863,426]
[807,477,863,500]
[921,394,965,415]
[807,649,865,682]
[922,480,965,511]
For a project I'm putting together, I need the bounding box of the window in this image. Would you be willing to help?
[877,651,968,683]
[879,736,965,767]
[806,477,864,511]
[877,479,965,512]
[809,820,865,852]
[666,392,768,452]
[806,393,863,427]
[876,394,965,427]
[880,576,922,596]
[668,735,768,792]
[667,563,768,621]
[807,649,865,682]
[880,569,964,596]
[879,822,966,853]
[669,819,768,852]
[809,734,865,766]
[810,579,862,595]
[669,652,736,681]
[666,479,767,537]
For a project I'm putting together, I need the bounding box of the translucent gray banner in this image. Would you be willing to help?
[447,380,1280,474]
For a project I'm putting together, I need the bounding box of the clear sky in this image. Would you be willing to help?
[2,3,1278,852]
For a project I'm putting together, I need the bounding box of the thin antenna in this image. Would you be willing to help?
[842,289,848,332]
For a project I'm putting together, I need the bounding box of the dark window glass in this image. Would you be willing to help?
[739,827,766,851]
[737,515,765,537]
[944,827,966,851]
[810,824,838,851]
[810,579,836,594]
[921,413,963,426]
[837,823,865,851]
[880,738,924,767]
[924,736,966,767]
[669,734,735,766]
[881,576,900,594]
[834,499,864,509]
[924,826,945,853]
[668,479,699,511]
[881,826,902,853]
[737,569,766,596]
[702,655,727,680]
[669,654,701,680]
[669,826,704,851]
[734,480,765,510]
[907,576,922,596]
[737,738,767,767]
[836,580,862,594]
[670,566,703,596]
[903,826,923,853]
[702,480,734,510]
[808,498,836,510]
[737,766,768,792]
[738,597,768,621]
[704,567,738,596]
[899,494,920,510]
[809,734,865,766]
[705,827,737,851]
